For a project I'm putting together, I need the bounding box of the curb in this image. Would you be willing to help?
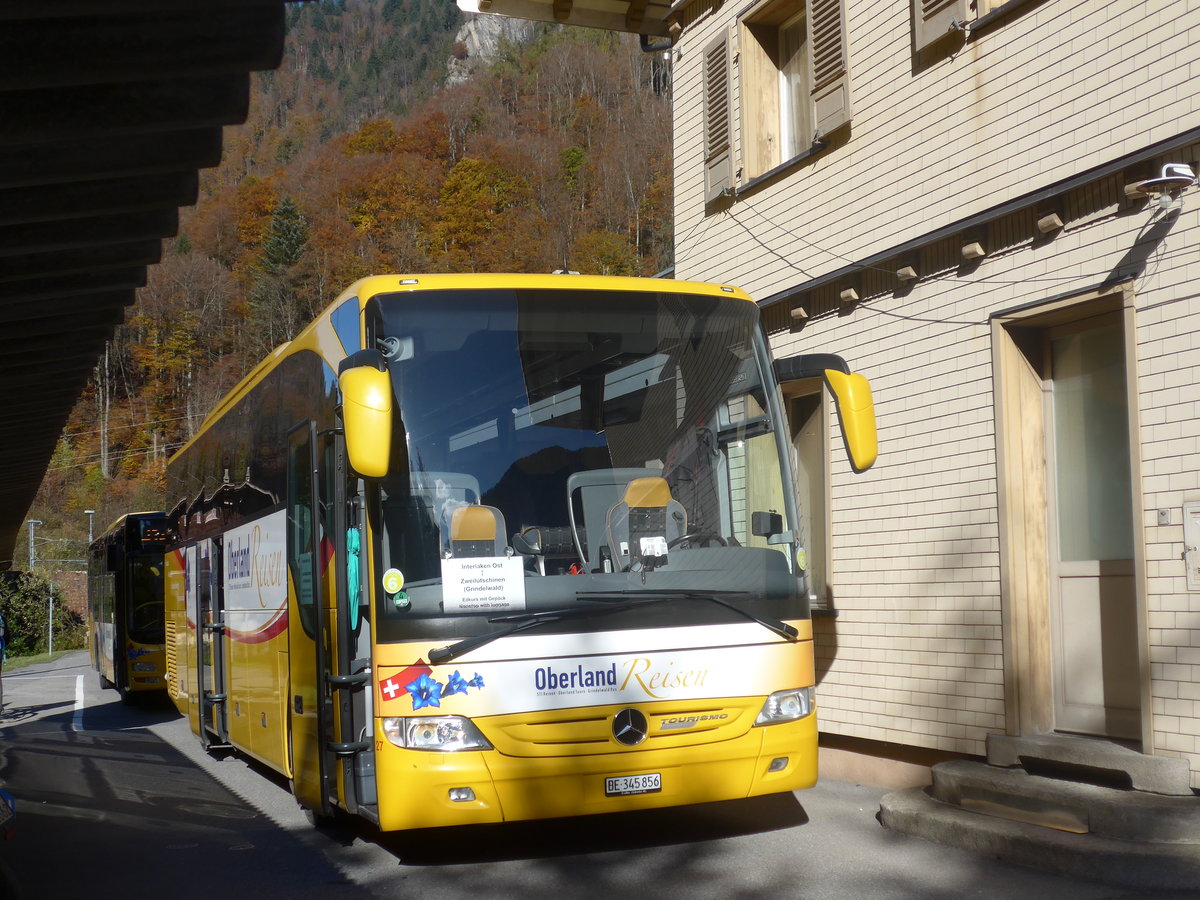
[880,786,1200,891]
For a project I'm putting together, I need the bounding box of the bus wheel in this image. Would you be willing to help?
[302,805,337,829]
[97,671,114,691]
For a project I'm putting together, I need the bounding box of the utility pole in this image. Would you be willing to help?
[27,520,51,654]
[27,519,40,571]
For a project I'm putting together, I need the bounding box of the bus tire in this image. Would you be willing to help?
[302,805,336,829]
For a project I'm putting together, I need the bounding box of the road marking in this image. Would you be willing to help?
[72,675,84,731]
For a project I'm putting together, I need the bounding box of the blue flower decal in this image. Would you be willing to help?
[445,670,470,696]
[469,673,485,690]
[407,672,443,710]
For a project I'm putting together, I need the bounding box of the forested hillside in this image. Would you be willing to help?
[23,0,674,566]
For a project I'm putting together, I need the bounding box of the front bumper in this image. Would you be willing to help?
[374,704,817,831]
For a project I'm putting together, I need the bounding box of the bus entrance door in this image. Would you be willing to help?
[327,438,376,817]
[197,537,229,749]
[287,421,334,819]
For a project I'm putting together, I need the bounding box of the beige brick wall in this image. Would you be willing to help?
[1133,138,1200,778]
[673,0,1200,294]
[671,0,1200,777]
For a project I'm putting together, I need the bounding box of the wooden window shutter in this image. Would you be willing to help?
[807,0,851,139]
[914,0,968,52]
[703,30,734,204]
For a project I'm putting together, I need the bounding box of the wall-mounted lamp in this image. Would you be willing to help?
[961,242,986,260]
[839,288,859,304]
[896,265,918,281]
[1133,163,1197,210]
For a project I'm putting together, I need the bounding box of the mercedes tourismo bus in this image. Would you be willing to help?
[163,273,876,831]
[87,512,170,700]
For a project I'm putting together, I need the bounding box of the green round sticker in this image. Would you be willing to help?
[795,548,808,571]
[382,568,405,594]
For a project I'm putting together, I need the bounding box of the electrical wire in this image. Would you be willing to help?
[60,410,197,441]
[45,442,186,473]
[730,196,1192,290]
[722,194,1192,329]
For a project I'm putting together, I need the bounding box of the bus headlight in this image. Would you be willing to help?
[754,687,815,725]
[382,716,493,752]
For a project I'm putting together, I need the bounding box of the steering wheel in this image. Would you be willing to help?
[667,532,727,549]
[131,602,160,628]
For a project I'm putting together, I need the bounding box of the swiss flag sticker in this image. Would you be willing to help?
[380,661,431,703]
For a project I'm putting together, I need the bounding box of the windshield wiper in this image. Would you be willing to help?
[577,589,799,643]
[427,589,797,666]
[427,601,664,665]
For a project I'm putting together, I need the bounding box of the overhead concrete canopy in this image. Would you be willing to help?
[0,0,287,567]
[458,0,675,38]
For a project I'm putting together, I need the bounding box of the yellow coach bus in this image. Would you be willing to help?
[163,273,876,830]
[87,512,170,700]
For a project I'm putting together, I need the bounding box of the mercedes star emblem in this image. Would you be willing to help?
[612,708,649,745]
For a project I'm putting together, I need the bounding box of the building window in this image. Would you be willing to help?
[914,0,1035,53]
[702,0,849,199]
[778,11,810,161]
[741,0,812,179]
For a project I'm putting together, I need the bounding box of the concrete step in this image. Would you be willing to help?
[987,733,1193,795]
[880,782,1200,891]
[928,759,1200,843]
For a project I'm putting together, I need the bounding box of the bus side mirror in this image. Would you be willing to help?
[338,350,392,478]
[823,369,877,473]
[773,353,878,473]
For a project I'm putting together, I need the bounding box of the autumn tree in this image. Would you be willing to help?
[28,8,676,567]
[247,195,312,356]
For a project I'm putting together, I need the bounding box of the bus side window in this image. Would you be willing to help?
[288,429,318,638]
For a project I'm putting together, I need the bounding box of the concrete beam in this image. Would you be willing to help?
[0,74,251,146]
[0,242,162,283]
[0,6,285,90]
[0,210,178,257]
[0,173,199,226]
[0,129,223,190]
[0,290,136,325]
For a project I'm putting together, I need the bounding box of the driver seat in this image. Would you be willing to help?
[449,505,508,557]
[606,477,686,571]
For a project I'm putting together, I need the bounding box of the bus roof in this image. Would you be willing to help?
[335,273,755,308]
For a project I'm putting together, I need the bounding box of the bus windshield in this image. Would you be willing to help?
[127,557,164,645]
[367,287,803,639]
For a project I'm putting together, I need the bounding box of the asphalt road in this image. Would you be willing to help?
[0,653,1179,899]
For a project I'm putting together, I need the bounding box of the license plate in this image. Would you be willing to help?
[605,773,661,796]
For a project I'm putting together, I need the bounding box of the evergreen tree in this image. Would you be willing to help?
[248,196,311,355]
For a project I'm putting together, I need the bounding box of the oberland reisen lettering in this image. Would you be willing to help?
[534,663,617,691]
[620,657,709,699]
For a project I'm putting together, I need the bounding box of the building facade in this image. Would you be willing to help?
[471,0,1200,786]
[667,0,1200,784]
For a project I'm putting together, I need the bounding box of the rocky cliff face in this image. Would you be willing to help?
[446,14,540,85]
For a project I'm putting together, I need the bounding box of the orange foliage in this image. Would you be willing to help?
[37,19,674,534]
[344,119,401,155]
